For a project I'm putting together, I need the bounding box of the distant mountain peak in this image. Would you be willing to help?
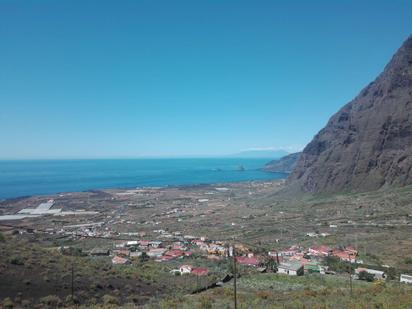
[288,35,412,193]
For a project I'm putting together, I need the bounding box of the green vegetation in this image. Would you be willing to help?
[0,236,168,307]
[139,251,150,263]
[404,258,412,264]
[324,256,352,273]
[144,273,412,308]
[2,182,412,307]
[40,295,62,308]
[102,294,119,306]
[2,297,14,309]
[358,271,375,282]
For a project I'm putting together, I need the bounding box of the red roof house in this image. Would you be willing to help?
[139,240,150,248]
[165,249,186,258]
[113,249,130,257]
[332,250,357,262]
[309,245,332,257]
[191,267,209,276]
[236,256,260,267]
[112,256,130,265]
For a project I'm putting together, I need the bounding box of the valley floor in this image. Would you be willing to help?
[1,180,412,308]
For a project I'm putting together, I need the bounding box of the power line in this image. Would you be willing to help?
[71,261,75,303]
[232,244,237,309]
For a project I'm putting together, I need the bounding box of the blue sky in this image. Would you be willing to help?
[1,0,411,159]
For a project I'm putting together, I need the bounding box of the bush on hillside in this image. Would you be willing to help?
[40,295,62,308]
[358,271,375,282]
[9,255,24,265]
[2,297,14,309]
[102,294,119,305]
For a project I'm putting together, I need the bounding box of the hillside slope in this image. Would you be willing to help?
[289,35,412,193]
[264,152,301,173]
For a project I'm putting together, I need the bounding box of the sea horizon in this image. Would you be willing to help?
[0,157,286,200]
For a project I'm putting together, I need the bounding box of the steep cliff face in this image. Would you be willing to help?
[288,35,412,193]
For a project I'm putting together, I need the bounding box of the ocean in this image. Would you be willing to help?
[0,158,287,200]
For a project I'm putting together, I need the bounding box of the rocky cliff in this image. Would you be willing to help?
[264,152,301,173]
[288,35,412,193]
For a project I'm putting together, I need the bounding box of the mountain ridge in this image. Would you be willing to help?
[288,35,412,193]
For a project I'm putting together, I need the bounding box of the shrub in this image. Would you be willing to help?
[9,255,24,266]
[2,297,14,309]
[385,267,398,280]
[198,295,212,309]
[102,294,119,305]
[160,297,180,309]
[256,290,271,299]
[358,271,375,282]
[65,295,79,305]
[140,252,150,263]
[404,258,412,264]
[303,288,318,297]
[324,256,352,273]
[23,279,31,285]
[40,295,62,308]
[21,299,32,308]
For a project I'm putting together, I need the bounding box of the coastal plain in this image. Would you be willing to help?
[1,180,412,307]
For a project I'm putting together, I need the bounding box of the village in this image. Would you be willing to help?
[8,202,409,286]
[1,180,412,308]
[87,228,412,285]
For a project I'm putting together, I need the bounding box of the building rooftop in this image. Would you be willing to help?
[278,261,303,271]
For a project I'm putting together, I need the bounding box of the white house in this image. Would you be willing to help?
[179,265,192,274]
[355,268,386,280]
[400,274,412,284]
[130,251,142,258]
[126,240,138,247]
[149,241,162,248]
[277,261,304,276]
[147,248,167,258]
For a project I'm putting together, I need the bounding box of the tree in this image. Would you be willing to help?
[358,271,375,282]
[2,297,14,309]
[264,258,277,272]
[139,252,149,263]
[9,255,24,266]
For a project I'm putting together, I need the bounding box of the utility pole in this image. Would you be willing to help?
[355,233,358,254]
[349,253,353,297]
[71,261,74,303]
[197,275,199,290]
[232,245,237,309]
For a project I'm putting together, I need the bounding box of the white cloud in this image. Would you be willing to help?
[243,145,304,152]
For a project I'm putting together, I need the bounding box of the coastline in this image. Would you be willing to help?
[0,158,286,201]
[0,177,287,204]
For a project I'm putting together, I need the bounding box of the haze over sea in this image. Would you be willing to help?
[0,158,286,200]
